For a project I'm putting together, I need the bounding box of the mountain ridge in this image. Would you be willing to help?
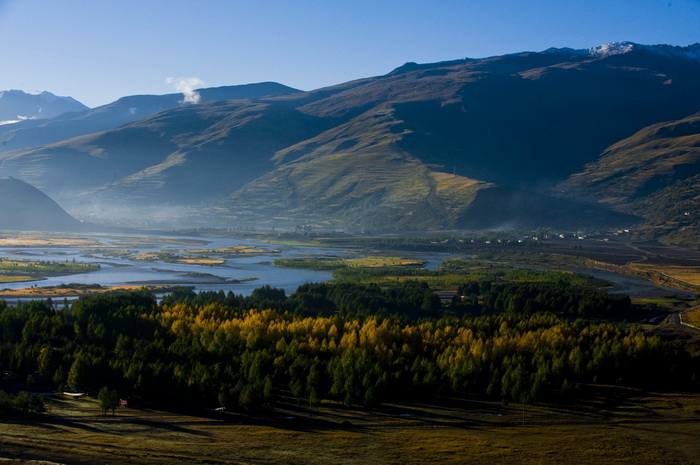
[0,82,300,153]
[1,43,699,237]
[0,89,88,124]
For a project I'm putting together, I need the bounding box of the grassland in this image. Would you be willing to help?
[274,256,427,270]
[131,252,226,266]
[83,248,136,258]
[182,245,281,255]
[629,264,700,287]
[0,258,100,288]
[0,232,208,249]
[0,275,38,283]
[0,258,100,274]
[2,389,700,465]
[0,284,176,299]
[682,306,700,328]
[131,245,282,266]
[0,236,100,247]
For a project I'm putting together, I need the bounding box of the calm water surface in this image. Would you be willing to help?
[0,233,448,296]
[0,232,678,300]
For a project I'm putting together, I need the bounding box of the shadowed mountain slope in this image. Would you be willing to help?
[1,43,700,232]
[224,44,700,230]
[0,177,81,231]
[562,111,700,245]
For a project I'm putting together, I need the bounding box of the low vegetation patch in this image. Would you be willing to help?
[0,275,38,283]
[182,245,281,254]
[682,306,700,327]
[0,284,175,298]
[83,248,136,258]
[274,255,426,270]
[132,252,225,266]
[0,258,100,274]
[630,264,700,287]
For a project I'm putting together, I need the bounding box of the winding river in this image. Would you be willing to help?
[0,232,686,302]
[0,232,447,297]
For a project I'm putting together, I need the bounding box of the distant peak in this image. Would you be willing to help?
[586,42,700,62]
[542,42,700,63]
[588,41,638,56]
[0,89,26,98]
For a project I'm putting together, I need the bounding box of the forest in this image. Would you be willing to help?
[0,268,694,414]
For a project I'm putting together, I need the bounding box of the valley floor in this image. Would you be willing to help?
[3,388,700,465]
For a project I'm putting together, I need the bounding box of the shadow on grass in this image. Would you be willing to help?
[4,415,110,435]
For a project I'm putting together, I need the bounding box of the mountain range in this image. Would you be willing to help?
[0,82,300,153]
[1,42,699,242]
[0,90,87,125]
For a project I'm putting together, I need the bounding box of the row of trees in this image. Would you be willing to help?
[0,389,45,417]
[0,285,692,411]
[163,281,441,320]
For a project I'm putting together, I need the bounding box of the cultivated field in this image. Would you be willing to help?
[630,265,700,287]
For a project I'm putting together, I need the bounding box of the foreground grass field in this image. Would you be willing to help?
[2,389,700,465]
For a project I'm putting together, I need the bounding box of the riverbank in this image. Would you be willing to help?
[0,284,177,299]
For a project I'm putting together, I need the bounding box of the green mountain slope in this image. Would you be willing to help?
[222,145,491,231]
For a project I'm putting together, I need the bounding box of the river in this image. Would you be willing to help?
[0,232,448,297]
[0,232,686,302]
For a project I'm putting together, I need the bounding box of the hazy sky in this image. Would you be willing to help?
[1,0,699,107]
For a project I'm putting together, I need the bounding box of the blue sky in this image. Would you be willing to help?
[1,0,699,107]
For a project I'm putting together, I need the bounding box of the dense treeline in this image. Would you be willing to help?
[165,268,631,320]
[332,267,632,318]
[163,281,440,320]
[0,390,46,417]
[454,276,631,317]
[0,285,693,412]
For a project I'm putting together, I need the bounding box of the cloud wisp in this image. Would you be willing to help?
[165,77,204,104]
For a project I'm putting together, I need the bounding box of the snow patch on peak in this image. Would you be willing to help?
[589,41,637,56]
[584,41,700,63]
